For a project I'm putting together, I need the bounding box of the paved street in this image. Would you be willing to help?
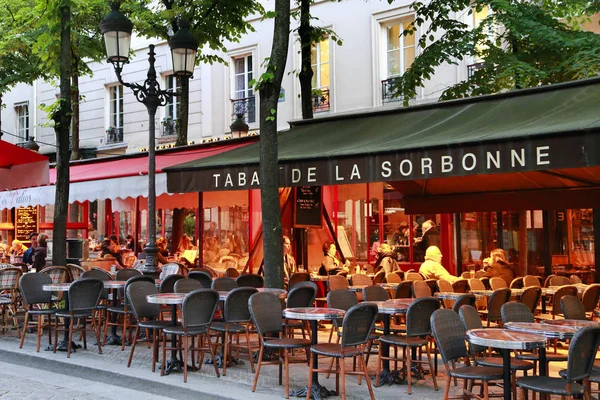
[0,361,172,400]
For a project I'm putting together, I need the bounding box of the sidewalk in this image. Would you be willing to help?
[0,325,568,399]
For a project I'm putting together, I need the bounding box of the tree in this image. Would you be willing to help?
[390,0,600,104]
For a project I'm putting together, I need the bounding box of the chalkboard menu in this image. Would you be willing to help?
[294,186,322,228]
[15,206,38,243]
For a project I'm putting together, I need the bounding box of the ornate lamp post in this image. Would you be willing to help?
[100,2,198,275]
[229,113,249,138]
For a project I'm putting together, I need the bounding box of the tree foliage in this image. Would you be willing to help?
[391,0,600,104]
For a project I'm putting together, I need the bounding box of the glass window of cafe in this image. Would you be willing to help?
[39,202,87,239]
[202,190,250,269]
[0,209,14,249]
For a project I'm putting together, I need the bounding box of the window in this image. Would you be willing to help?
[381,17,415,103]
[311,38,331,112]
[108,85,124,143]
[15,103,29,141]
[231,54,255,123]
[468,6,492,77]
[163,75,178,136]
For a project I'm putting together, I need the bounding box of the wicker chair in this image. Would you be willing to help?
[517,326,600,399]
[569,275,583,284]
[66,264,86,282]
[582,284,600,317]
[103,275,154,351]
[351,273,373,287]
[543,274,557,288]
[536,285,578,321]
[412,280,432,298]
[437,279,455,309]
[236,273,264,288]
[363,285,389,302]
[288,272,310,289]
[377,297,440,394]
[188,271,213,289]
[174,278,203,294]
[385,273,401,284]
[328,275,349,291]
[451,294,476,313]
[159,263,184,280]
[550,276,572,286]
[19,273,57,351]
[523,275,541,287]
[211,287,258,376]
[54,278,104,357]
[0,267,22,335]
[225,267,240,278]
[451,279,469,294]
[40,266,70,302]
[431,308,503,400]
[467,278,488,310]
[160,274,184,293]
[372,270,386,285]
[480,277,491,290]
[116,268,141,281]
[394,281,413,299]
[405,271,424,281]
[327,289,358,343]
[249,292,311,397]
[308,303,378,400]
[483,288,511,327]
[211,277,238,291]
[461,304,534,399]
[520,286,542,314]
[489,277,508,290]
[161,289,221,382]
[509,277,524,289]
[560,295,587,320]
[126,280,171,371]
[284,284,316,341]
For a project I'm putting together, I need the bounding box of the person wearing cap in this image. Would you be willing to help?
[419,246,460,283]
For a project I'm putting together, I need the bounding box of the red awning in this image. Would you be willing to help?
[49,142,248,184]
[0,140,49,190]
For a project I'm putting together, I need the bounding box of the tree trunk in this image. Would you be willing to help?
[259,0,290,289]
[298,0,314,119]
[52,2,72,266]
[70,66,79,160]
[175,76,190,146]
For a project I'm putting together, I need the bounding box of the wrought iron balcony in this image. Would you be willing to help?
[106,127,124,144]
[381,77,402,103]
[161,118,177,136]
[467,62,486,78]
[311,88,330,113]
[231,96,256,124]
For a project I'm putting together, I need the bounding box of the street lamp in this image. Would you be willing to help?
[100,2,198,275]
[229,113,249,138]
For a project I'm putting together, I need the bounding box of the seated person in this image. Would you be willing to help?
[419,246,460,283]
[373,243,398,274]
[23,232,38,265]
[177,234,193,254]
[100,238,124,269]
[319,241,350,276]
[482,248,514,286]
[8,239,28,256]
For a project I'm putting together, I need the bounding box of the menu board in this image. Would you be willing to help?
[294,186,322,228]
[15,206,38,243]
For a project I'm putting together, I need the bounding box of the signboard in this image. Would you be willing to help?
[15,206,38,243]
[294,186,322,228]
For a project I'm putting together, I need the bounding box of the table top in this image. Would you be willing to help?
[146,293,186,305]
[470,288,524,297]
[42,283,71,292]
[218,287,287,300]
[544,284,587,294]
[467,328,547,350]
[378,283,399,289]
[505,322,577,340]
[435,292,483,300]
[283,307,345,320]
[103,280,127,289]
[347,285,369,292]
[542,319,600,328]
[367,298,413,314]
[309,275,329,282]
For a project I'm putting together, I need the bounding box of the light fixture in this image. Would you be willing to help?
[229,113,249,138]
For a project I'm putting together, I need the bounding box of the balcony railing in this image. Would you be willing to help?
[161,119,177,137]
[106,127,124,144]
[381,77,402,103]
[231,96,256,124]
[311,88,330,113]
[467,62,486,78]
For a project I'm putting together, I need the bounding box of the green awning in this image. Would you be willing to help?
[166,78,600,192]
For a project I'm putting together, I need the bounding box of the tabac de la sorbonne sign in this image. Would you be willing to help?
[175,134,597,192]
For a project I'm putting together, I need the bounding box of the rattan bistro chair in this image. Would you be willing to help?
[550,276,572,286]
[236,273,264,288]
[211,287,258,376]
[288,272,310,289]
[19,273,58,352]
[212,277,238,291]
[517,326,600,399]
[284,284,316,340]
[377,297,441,394]
[54,278,104,358]
[560,295,587,320]
[482,288,511,327]
[431,309,504,400]
[394,281,413,299]
[174,278,203,294]
[126,280,171,371]
[249,292,311,398]
[520,286,542,314]
[308,303,378,400]
[451,294,476,313]
[161,289,221,382]
[188,271,213,289]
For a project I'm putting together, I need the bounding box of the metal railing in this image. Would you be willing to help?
[106,127,124,144]
[231,96,256,123]
[381,77,402,103]
[312,88,330,113]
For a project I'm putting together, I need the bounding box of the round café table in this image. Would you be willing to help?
[217,288,287,301]
[146,293,186,374]
[42,282,78,352]
[505,322,577,340]
[470,288,525,297]
[542,319,600,328]
[283,307,345,399]
[467,328,547,400]
[103,281,127,346]
[435,292,483,301]
[367,298,414,386]
[347,285,369,293]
